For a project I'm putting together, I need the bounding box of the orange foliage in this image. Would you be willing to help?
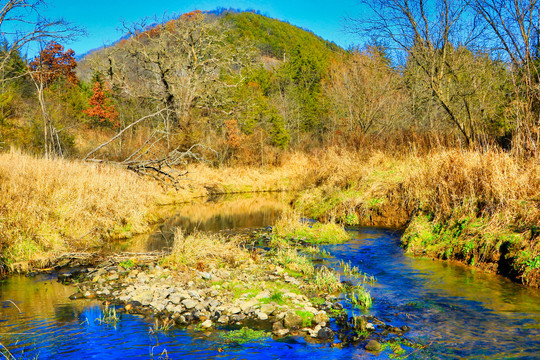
[181,10,204,20]
[83,82,119,127]
[29,41,77,85]
[224,119,245,149]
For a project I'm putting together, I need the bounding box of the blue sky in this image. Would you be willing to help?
[37,0,366,56]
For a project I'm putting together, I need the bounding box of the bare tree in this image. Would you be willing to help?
[92,12,255,139]
[325,46,404,135]
[472,0,540,155]
[0,0,82,77]
[350,0,490,146]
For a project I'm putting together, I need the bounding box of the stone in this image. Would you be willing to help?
[260,304,276,315]
[272,320,285,331]
[274,329,290,336]
[217,315,229,324]
[108,273,119,281]
[283,311,303,329]
[228,307,242,315]
[182,299,198,309]
[151,301,165,312]
[84,291,96,299]
[366,323,375,331]
[257,312,268,321]
[313,311,329,324]
[240,299,258,313]
[255,291,271,300]
[365,340,381,352]
[201,320,213,329]
[69,292,84,300]
[169,295,182,305]
[317,327,334,341]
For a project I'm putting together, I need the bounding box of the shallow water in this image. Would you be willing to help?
[1,205,540,359]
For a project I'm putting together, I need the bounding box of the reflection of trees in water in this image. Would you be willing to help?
[136,196,288,252]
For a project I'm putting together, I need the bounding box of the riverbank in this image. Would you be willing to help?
[293,149,540,288]
[1,148,538,288]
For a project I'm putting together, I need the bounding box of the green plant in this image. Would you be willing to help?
[295,310,315,327]
[347,286,372,310]
[119,259,136,269]
[149,317,174,334]
[221,327,268,344]
[96,304,119,326]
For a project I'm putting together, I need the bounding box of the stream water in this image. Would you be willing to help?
[1,196,539,359]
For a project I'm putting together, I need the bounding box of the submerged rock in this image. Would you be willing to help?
[317,327,334,341]
[365,340,381,352]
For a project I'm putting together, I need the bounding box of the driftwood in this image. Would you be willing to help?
[84,109,216,187]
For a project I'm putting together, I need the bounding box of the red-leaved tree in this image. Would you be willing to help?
[83,81,119,127]
[29,41,77,86]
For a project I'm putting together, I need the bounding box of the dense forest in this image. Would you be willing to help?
[2,2,538,172]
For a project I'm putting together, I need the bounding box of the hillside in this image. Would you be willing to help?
[77,10,342,81]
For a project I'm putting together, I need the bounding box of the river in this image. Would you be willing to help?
[1,195,539,359]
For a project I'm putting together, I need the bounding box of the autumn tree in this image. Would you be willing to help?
[93,11,256,143]
[83,81,119,128]
[29,41,78,157]
[29,41,77,85]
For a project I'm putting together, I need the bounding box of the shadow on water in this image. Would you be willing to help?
[1,207,540,359]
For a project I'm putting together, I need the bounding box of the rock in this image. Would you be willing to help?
[389,326,402,333]
[257,312,268,321]
[255,291,271,299]
[310,324,323,338]
[201,320,213,329]
[217,315,229,324]
[273,329,290,337]
[240,299,258,313]
[84,291,97,299]
[260,304,276,315]
[133,290,152,304]
[366,323,375,331]
[200,272,212,280]
[401,325,410,332]
[272,320,285,331]
[69,292,84,300]
[182,299,198,309]
[151,301,166,312]
[313,311,329,324]
[283,311,303,329]
[304,306,318,315]
[317,327,334,341]
[228,307,242,315]
[108,273,119,281]
[365,340,381,352]
[169,294,182,305]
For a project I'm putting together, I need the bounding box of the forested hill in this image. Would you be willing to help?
[78,10,342,80]
[222,11,342,59]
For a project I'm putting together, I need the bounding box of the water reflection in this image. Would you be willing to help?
[123,193,289,252]
[326,228,540,359]
[1,226,539,359]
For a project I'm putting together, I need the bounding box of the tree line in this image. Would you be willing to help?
[0,1,538,169]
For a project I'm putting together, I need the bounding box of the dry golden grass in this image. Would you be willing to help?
[163,229,248,268]
[292,147,540,285]
[0,151,168,266]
